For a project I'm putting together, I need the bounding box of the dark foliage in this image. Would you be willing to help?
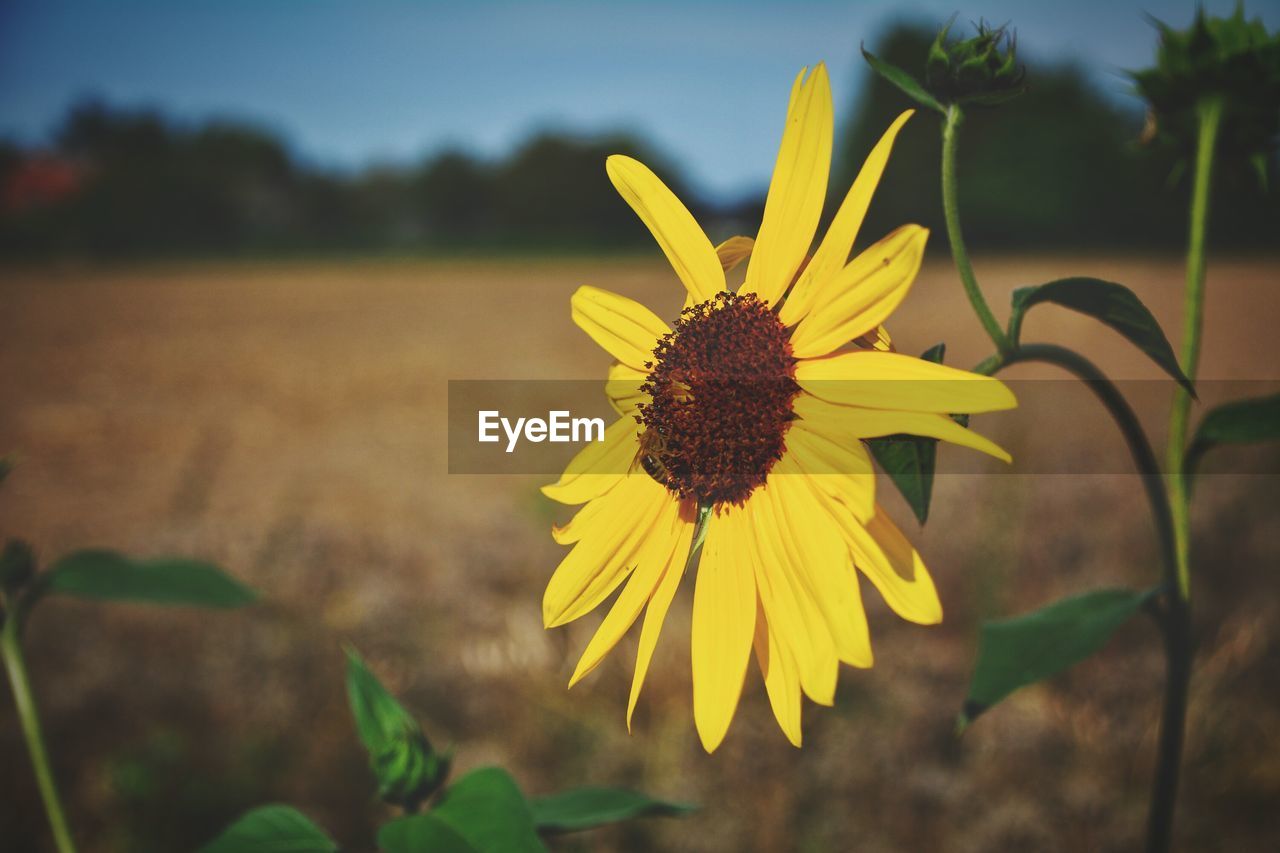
[838,24,1279,250]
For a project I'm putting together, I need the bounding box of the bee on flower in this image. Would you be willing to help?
[544,63,1016,752]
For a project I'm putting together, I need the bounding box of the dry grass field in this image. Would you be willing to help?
[0,254,1277,852]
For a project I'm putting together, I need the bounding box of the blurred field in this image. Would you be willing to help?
[1,254,1278,852]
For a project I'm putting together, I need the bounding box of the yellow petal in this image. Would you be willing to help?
[753,597,802,747]
[745,489,837,705]
[605,362,648,417]
[715,235,755,273]
[627,502,697,730]
[551,488,615,545]
[795,351,1017,413]
[542,415,638,505]
[843,505,942,625]
[571,285,670,372]
[741,64,833,307]
[793,393,1010,463]
[543,475,671,627]
[569,496,685,687]
[788,225,929,359]
[691,506,756,753]
[857,325,894,352]
[766,460,873,668]
[607,155,724,304]
[782,421,876,521]
[780,110,915,326]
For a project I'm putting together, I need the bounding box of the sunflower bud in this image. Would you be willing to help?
[1133,6,1280,183]
[344,645,452,810]
[925,18,1027,107]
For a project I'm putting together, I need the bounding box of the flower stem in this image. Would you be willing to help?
[1145,92,1222,853]
[941,104,1011,355]
[1165,94,1222,600]
[2,608,77,853]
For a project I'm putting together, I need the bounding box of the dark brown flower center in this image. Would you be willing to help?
[636,291,799,506]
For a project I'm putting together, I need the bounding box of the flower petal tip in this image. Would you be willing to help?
[694,711,731,754]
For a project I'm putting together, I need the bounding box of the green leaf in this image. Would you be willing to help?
[868,343,946,524]
[200,804,337,853]
[381,767,545,853]
[45,550,256,608]
[345,646,449,809]
[1008,278,1194,394]
[1185,393,1280,480]
[961,587,1155,727]
[530,787,696,833]
[861,45,946,114]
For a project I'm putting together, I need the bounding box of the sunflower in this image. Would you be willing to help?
[542,63,1016,752]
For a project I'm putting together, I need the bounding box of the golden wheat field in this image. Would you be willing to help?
[1,255,1277,852]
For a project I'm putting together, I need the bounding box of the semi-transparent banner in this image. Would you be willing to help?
[447,379,1280,475]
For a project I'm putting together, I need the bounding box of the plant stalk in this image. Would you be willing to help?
[2,610,78,853]
[1165,94,1222,600]
[941,104,1011,355]
[1146,93,1221,853]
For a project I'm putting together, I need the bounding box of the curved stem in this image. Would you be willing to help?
[2,613,77,853]
[941,104,1011,355]
[978,343,1187,853]
[983,345,1178,580]
[1165,95,1222,601]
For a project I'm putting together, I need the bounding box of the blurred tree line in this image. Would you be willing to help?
[1,23,1275,259]
[0,100,699,257]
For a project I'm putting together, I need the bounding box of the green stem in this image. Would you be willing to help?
[2,609,78,853]
[941,104,1011,355]
[1145,93,1221,853]
[1165,95,1222,601]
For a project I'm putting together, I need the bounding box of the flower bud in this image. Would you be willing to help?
[925,18,1027,107]
[371,725,451,810]
[1133,6,1280,182]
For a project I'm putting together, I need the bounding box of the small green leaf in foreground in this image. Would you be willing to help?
[200,804,337,853]
[345,646,449,809]
[1185,392,1280,480]
[45,550,256,608]
[961,587,1155,727]
[531,786,696,833]
[379,767,545,853]
[1008,278,1193,394]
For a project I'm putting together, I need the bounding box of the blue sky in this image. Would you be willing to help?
[1,1,1275,200]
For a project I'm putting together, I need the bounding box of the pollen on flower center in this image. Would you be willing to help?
[636,291,799,506]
